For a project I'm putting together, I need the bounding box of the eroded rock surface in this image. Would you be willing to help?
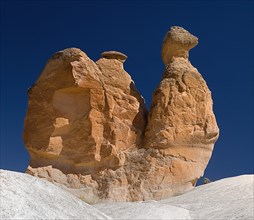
[144,26,219,194]
[24,26,219,203]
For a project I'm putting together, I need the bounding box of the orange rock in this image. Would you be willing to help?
[23,27,219,203]
[144,26,219,195]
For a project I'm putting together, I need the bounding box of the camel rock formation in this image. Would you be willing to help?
[23,26,219,203]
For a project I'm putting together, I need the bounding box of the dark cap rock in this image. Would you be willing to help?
[101,51,128,63]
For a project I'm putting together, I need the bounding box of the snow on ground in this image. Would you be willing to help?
[0,170,111,220]
[1,169,253,220]
[94,175,254,220]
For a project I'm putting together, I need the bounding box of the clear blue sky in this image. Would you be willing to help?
[1,0,253,182]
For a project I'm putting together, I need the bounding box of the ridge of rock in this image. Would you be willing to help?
[23,26,219,203]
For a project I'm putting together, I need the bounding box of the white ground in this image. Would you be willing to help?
[95,175,254,220]
[0,170,111,219]
[1,169,253,220]
[94,201,191,220]
[160,175,254,220]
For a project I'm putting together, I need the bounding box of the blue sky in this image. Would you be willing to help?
[1,0,253,182]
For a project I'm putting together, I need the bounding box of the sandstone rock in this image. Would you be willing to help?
[23,26,219,203]
[162,26,198,64]
[101,51,127,63]
[23,48,147,175]
[144,26,219,193]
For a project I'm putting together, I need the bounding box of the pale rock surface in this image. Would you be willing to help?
[160,175,254,220]
[0,169,111,220]
[94,175,254,220]
[23,26,219,202]
[95,201,191,220]
[1,170,253,220]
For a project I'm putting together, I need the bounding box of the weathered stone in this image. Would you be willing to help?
[162,26,198,64]
[23,48,146,175]
[23,26,219,203]
[144,26,219,193]
[101,51,127,63]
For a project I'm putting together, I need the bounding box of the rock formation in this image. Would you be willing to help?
[23,26,219,203]
[143,26,219,195]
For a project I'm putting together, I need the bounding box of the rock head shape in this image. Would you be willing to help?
[23,26,219,203]
[161,26,198,64]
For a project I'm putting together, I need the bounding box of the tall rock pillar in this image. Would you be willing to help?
[144,26,219,188]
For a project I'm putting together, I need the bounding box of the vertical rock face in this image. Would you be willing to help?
[23,49,147,175]
[23,26,219,203]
